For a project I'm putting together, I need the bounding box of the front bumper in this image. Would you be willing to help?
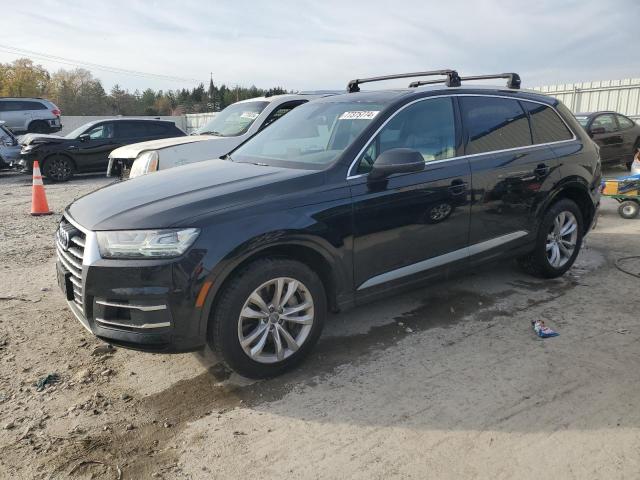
[56,217,208,352]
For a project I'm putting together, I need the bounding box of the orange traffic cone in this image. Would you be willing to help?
[31,160,52,216]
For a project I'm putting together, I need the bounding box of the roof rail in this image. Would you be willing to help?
[409,73,521,90]
[347,70,461,93]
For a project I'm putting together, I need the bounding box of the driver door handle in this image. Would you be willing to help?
[448,179,468,195]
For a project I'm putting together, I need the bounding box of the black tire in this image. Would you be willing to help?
[517,199,584,278]
[208,258,326,379]
[42,155,74,182]
[618,200,639,219]
[28,121,50,134]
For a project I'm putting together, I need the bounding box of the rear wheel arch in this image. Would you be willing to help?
[202,241,343,340]
[28,120,50,134]
[541,181,595,233]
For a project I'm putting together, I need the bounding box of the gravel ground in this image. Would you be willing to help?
[0,169,639,479]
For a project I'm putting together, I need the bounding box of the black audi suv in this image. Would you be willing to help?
[55,71,601,378]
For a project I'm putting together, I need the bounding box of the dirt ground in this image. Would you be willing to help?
[1,168,639,479]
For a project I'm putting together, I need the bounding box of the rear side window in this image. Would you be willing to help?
[591,114,617,133]
[144,123,171,136]
[20,101,47,111]
[460,97,531,155]
[116,122,153,138]
[617,115,635,129]
[521,101,573,144]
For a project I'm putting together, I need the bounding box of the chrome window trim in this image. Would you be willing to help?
[346,93,577,180]
[357,230,529,290]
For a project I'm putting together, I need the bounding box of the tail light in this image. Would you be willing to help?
[51,109,61,116]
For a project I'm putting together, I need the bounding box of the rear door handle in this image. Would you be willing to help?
[67,145,78,151]
[448,179,468,195]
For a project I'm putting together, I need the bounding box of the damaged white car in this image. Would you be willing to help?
[107,93,334,179]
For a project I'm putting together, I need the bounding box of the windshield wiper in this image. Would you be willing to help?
[199,130,223,136]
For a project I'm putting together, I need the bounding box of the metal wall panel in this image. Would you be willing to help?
[533,79,640,121]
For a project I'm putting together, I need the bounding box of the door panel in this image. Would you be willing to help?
[590,114,623,163]
[351,159,471,289]
[73,122,118,171]
[468,146,559,245]
[350,96,470,291]
[459,96,560,255]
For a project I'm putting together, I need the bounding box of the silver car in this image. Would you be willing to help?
[0,121,20,168]
[0,97,62,134]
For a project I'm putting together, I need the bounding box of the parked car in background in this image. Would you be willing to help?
[17,118,185,181]
[575,112,640,169]
[107,93,335,179]
[0,97,62,134]
[0,121,20,169]
[56,70,600,378]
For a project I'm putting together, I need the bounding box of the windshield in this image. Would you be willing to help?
[231,101,387,169]
[198,101,269,137]
[65,122,97,139]
[575,116,589,128]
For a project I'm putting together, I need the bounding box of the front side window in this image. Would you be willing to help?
[617,115,635,130]
[232,100,388,169]
[460,96,531,155]
[86,123,114,140]
[591,114,617,133]
[521,101,573,144]
[198,101,269,137]
[356,97,456,174]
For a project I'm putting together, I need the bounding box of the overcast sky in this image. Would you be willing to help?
[2,0,639,92]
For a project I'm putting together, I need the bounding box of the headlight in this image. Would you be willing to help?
[21,144,37,153]
[129,150,159,178]
[97,228,200,258]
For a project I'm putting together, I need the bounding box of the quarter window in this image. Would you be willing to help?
[521,101,573,143]
[460,96,531,155]
[356,97,456,174]
[617,115,635,129]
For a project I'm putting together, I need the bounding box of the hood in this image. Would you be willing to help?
[67,159,314,230]
[109,135,219,159]
[20,133,67,146]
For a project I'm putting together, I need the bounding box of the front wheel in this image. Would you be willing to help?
[42,155,74,182]
[518,199,583,278]
[209,258,326,378]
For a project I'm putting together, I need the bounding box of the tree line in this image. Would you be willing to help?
[0,58,288,116]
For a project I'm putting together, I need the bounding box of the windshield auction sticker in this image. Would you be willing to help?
[338,111,380,120]
[240,112,260,119]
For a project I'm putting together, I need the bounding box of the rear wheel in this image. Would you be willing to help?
[518,199,583,278]
[42,155,74,182]
[208,258,326,378]
[618,200,639,219]
[29,121,50,134]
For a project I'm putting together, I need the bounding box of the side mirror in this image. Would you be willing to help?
[78,134,90,142]
[368,148,425,181]
[589,126,606,136]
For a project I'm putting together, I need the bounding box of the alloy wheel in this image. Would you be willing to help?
[47,157,72,181]
[237,277,314,364]
[546,211,578,268]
